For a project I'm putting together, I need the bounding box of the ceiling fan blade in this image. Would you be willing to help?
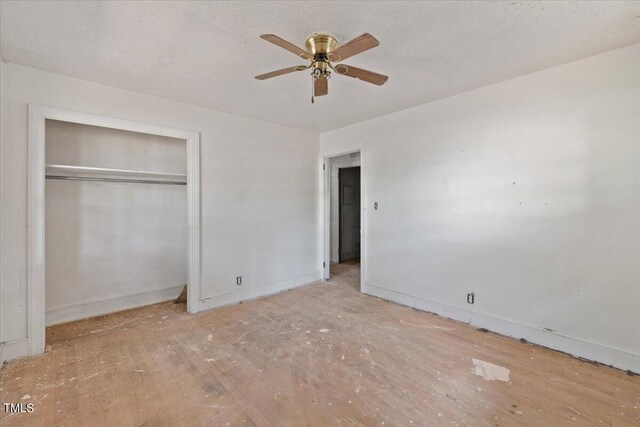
[334,64,388,86]
[327,33,379,62]
[314,77,328,96]
[260,34,313,60]
[255,65,307,80]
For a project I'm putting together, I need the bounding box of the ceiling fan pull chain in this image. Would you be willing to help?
[311,76,314,104]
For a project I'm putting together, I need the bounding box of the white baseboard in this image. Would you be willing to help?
[363,282,640,374]
[5,274,320,363]
[1,338,31,364]
[197,271,321,312]
[45,286,183,326]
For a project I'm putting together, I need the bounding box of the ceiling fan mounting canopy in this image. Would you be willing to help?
[304,33,338,56]
[255,32,388,102]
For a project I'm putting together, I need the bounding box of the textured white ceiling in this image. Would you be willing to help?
[2,1,639,132]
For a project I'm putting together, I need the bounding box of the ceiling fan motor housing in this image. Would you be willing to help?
[305,33,338,55]
[305,34,337,80]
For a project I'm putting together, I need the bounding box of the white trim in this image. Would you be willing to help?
[1,338,31,364]
[46,286,184,326]
[320,144,367,291]
[186,126,201,310]
[26,104,201,359]
[364,283,640,374]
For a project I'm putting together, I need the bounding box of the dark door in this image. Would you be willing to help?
[339,166,361,262]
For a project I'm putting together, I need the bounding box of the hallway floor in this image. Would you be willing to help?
[1,262,639,426]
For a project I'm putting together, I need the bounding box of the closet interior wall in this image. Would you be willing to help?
[44,119,188,326]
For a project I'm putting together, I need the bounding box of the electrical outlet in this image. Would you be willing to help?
[236,276,242,286]
[467,292,475,304]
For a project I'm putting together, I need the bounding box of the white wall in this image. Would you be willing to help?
[45,120,187,325]
[1,62,319,359]
[3,43,639,371]
[321,44,640,372]
[329,152,360,263]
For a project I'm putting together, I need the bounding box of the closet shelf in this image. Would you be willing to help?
[45,164,187,185]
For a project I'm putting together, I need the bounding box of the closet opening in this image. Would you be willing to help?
[43,119,189,338]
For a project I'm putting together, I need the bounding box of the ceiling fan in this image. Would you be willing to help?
[255,33,388,103]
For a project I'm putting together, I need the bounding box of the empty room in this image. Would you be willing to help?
[1,1,639,425]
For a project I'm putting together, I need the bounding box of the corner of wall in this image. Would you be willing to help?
[0,338,31,364]
[197,271,321,313]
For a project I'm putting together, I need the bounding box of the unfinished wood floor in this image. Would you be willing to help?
[1,261,639,426]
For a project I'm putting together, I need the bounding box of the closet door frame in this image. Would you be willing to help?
[27,104,201,356]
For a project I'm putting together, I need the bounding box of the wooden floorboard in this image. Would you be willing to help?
[1,261,639,426]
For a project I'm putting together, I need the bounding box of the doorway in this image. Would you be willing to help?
[27,105,201,357]
[339,166,361,262]
[324,151,362,283]
[44,119,188,327]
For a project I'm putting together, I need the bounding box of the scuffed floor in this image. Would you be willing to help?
[1,261,639,426]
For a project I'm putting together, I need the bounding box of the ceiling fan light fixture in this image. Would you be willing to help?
[255,32,387,102]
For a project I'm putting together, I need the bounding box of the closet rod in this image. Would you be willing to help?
[45,175,187,186]
[45,164,187,180]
